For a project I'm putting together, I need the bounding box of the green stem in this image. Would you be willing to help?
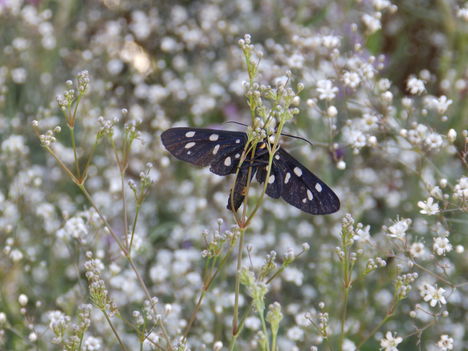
[102,310,128,351]
[69,126,81,178]
[258,308,270,351]
[183,244,235,338]
[357,301,396,348]
[339,235,350,351]
[232,227,246,334]
[129,204,141,254]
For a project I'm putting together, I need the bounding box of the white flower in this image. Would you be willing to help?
[420,283,447,307]
[345,128,366,150]
[406,76,425,95]
[287,326,304,341]
[380,331,403,351]
[84,336,102,351]
[417,197,439,215]
[453,177,468,199]
[343,71,361,88]
[373,0,392,11]
[457,7,468,21]
[410,242,426,259]
[343,339,356,351]
[430,95,453,114]
[317,79,338,100]
[321,35,341,48]
[437,334,454,351]
[354,225,371,242]
[424,133,443,150]
[433,237,453,256]
[288,52,305,69]
[387,219,411,240]
[362,13,381,34]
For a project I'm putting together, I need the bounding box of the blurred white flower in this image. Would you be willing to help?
[287,326,304,341]
[316,79,338,100]
[84,336,102,351]
[417,197,439,215]
[457,5,468,21]
[407,76,425,95]
[433,237,452,256]
[453,177,468,199]
[409,242,427,259]
[362,13,381,34]
[437,334,454,351]
[387,219,410,240]
[428,95,452,114]
[343,71,361,88]
[380,331,402,351]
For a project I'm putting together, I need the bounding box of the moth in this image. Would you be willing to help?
[161,127,340,215]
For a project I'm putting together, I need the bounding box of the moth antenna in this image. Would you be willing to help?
[224,121,248,127]
[280,132,317,147]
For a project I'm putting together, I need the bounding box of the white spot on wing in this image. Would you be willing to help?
[185,131,195,138]
[284,173,291,184]
[235,153,240,158]
[209,134,219,141]
[275,154,280,160]
[224,157,231,166]
[213,144,220,155]
[235,139,241,143]
[268,175,275,184]
[307,189,313,201]
[294,167,303,177]
[185,142,196,149]
[302,198,307,203]
[315,183,322,192]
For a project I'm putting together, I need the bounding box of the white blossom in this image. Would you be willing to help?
[380,331,402,351]
[437,334,454,351]
[406,76,425,95]
[316,79,338,100]
[417,197,439,215]
[433,237,453,256]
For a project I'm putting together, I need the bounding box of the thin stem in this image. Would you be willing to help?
[45,147,78,183]
[357,301,396,348]
[120,168,129,248]
[258,309,270,351]
[232,227,246,334]
[78,184,172,350]
[183,244,235,338]
[129,204,141,254]
[411,260,454,288]
[77,184,127,254]
[69,126,81,178]
[102,310,129,351]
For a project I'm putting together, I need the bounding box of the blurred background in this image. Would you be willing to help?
[0,0,467,350]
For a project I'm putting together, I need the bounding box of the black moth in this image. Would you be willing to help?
[161,127,340,215]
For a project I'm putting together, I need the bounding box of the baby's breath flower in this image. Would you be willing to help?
[362,13,381,34]
[386,219,411,240]
[84,336,102,351]
[316,80,338,100]
[343,71,361,88]
[437,334,454,351]
[409,242,426,259]
[433,237,453,256]
[417,197,439,215]
[406,76,425,95]
[18,294,28,306]
[380,331,402,351]
[420,283,447,307]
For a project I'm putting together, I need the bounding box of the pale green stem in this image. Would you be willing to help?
[69,126,81,178]
[232,227,246,334]
[102,310,128,351]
